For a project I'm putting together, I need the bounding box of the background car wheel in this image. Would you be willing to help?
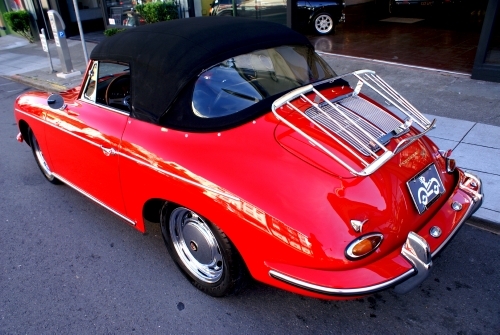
[313,13,335,35]
[29,128,59,184]
[161,206,248,297]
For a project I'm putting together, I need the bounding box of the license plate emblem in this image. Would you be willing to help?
[407,164,445,214]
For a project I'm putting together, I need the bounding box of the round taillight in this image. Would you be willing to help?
[345,233,383,260]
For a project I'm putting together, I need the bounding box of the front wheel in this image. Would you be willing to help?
[161,206,248,297]
[29,128,59,184]
[313,13,335,35]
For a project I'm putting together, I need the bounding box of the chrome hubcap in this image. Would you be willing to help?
[315,15,332,33]
[169,207,223,283]
[32,134,53,178]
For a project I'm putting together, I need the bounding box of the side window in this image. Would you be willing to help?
[82,61,131,113]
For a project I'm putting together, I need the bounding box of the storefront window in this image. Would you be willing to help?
[236,0,286,24]
[6,0,23,11]
[66,0,102,22]
[210,0,286,25]
[104,0,143,27]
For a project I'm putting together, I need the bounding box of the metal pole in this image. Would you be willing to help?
[37,0,51,39]
[71,0,89,64]
[40,28,54,73]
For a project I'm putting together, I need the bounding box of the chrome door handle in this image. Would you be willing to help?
[100,145,116,156]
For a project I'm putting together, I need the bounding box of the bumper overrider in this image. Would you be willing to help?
[269,171,483,297]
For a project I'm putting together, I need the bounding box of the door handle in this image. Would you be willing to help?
[100,145,116,156]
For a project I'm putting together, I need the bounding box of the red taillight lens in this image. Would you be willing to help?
[446,158,456,173]
[439,149,456,173]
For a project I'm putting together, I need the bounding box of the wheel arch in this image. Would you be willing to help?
[140,196,251,270]
[308,6,340,25]
[142,197,168,224]
[18,119,31,147]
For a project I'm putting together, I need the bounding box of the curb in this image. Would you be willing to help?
[467,215,500,234]
[316,51,471,77]
[3,74,68,93]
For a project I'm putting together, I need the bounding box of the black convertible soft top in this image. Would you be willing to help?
[90,16,313,127]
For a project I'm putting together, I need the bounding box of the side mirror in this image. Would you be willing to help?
[47,94,66,110]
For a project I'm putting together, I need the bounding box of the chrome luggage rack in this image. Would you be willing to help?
[272,70,435,177]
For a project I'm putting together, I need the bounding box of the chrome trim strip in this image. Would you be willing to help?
[53,122,100,148]
[16,109,240,202]
[269,268,415,296]
[53,172,136,226]
[16,108,49,124]
[16,109,101,149]
[117,151,240,201]
[431,172,483,257]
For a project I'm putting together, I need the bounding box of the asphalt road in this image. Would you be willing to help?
[1,77,499,334]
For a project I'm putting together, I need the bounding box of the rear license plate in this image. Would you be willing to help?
[407,164,445,214]
[421,1,432,5]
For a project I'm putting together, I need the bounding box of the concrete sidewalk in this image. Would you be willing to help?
[1,34,498,230]
[0,34,95,91]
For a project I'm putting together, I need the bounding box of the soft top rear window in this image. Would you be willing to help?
[192,45,336,119]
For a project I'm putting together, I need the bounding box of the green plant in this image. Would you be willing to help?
[103,28,126,37]
[135,1,179,24]
[3,10,33,43]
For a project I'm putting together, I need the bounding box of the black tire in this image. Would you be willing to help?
[160,205,248,297]
[312,12,335,35]
[29,128,60,184]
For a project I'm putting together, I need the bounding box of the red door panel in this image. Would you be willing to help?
[44,100,128,214]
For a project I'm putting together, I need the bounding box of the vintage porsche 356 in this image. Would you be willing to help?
[14,17,483,299]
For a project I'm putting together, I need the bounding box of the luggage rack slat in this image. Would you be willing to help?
[283,96,371,169]
[338,96,402,133]
[306,103,385,157]
[354,71,432,129]
[272,70,434,177]
[302,93,384,159]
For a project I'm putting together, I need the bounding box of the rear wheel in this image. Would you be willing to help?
[161,206,248,297]
[29,128,59,184]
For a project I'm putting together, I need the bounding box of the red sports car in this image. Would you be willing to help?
[14,17,483,299]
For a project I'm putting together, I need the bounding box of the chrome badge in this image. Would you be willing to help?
[350,219,368,233]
